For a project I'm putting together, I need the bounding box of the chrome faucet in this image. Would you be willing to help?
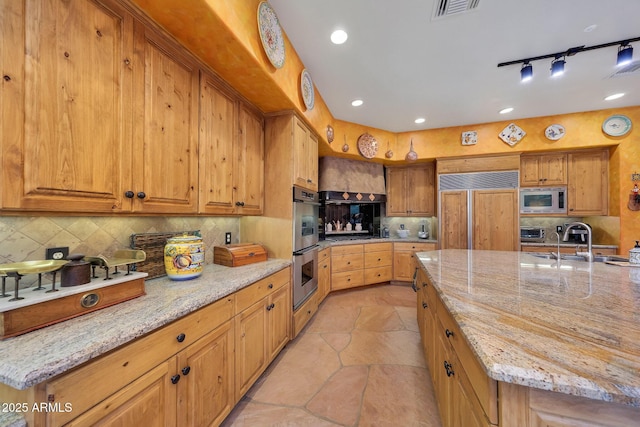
[563,222,593,262]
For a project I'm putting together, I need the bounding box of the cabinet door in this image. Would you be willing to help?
[234,299,267,400]
[177,321,234,427]
[236,104,264,214]
[268,284,291,361]
[198,72,237,214]
[131,24,199,213]
[406,164,435,216]
[538,153,567,185]
[318,249,331,302]
[472,189,518,251]
[393,251,415,281]
[433,330,454,427]
[568,150,608,216]
[307,132,319,191]
[2,0,133,212]
[520,156,541,187]
[440,191,469,249]
[62,360,177,427]
[386,168,407,216]
[292,117,317,191]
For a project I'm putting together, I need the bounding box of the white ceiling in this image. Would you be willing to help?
[268,0,640,132]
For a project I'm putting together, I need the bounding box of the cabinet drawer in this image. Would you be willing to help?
[364,242,392,252]
[332,253,364,273]
[331,270,364,290]
[435,297,498,424]
[318,247,331,262]
[293,292,318,337]
[394,242,436,252]
[364,266,392,284]
[235,267,290,313]
[331,244,364,256]
[44,296,234,425]
[364,251,392,268]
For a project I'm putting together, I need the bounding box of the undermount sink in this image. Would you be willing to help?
[528,253,629,263]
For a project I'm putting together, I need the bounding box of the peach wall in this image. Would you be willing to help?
[130,1,640,253]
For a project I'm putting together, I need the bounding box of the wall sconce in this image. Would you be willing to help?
[617,43,634,66]
[550,55,565,77]
[520,62,533,82]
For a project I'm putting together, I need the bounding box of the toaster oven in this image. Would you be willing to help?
[520,226,546,242]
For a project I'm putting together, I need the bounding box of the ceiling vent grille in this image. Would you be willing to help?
[433,0,480,19]
[608,60,640,78]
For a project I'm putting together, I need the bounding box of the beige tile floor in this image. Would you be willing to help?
[222,283,443,427]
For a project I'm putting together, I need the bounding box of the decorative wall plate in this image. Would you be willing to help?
[499,123,526,146]
[545,124,565,140]
[300,69,315,110]
[326,125,334,143]
[602,115,632,136]
[257,2,285,69]
[357,133,378,158]
[461,131,477,145]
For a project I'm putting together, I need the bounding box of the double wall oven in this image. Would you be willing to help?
[292,186,319,310]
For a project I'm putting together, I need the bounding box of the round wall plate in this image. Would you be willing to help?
[602,115,632,136]
[257,2,285,69]
[300,69,315,110]
[357,133,378,158]
[545,124,565,140]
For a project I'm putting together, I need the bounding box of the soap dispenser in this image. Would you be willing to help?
[630,241,640,264]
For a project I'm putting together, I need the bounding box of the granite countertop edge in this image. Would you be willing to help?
[0,259,291,390]
[415,249,639,408]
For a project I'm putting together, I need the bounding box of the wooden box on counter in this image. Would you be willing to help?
[213,244,268,267]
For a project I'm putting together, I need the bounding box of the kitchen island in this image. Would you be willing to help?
[415,249,639,426]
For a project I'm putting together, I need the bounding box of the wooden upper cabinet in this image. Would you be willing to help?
[1,0,133,212]
[198,72,264,215]
[235,104,264,215]
[293,117,318,191]
[130,23,199,214]
[198,72,237,214]
[567,149,609,216]
[520,153,567,186]
[386,164,435,216]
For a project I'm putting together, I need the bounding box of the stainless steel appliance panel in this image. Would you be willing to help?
[292,245,318,310]
[293,186,319,251]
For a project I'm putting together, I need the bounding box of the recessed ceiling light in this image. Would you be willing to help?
[604,93,625,101]
[499,107,514,114]
[414,118,426,124]
[330,29,348,45]
[351,99,363,107]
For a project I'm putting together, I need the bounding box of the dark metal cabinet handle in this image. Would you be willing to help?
[136,191,146,199]
[422,302,428,309]
[124,191,134,198]
[445,329,454,338]
[444,361,454,377]
[411,282,418,292]
[181,366,191,376]
[268,283,273,289]
[171,374,181,384]
[422,282,428,288]
[266,303,275,311]
[176,333,186,343]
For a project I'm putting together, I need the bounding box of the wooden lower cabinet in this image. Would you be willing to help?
[364,242,393,285]
[317,248,331,302]
[394,242,436,281]
[331,244,365,290]
[234,269,291,401]
[292,291,319,338]
[21,267,291,427]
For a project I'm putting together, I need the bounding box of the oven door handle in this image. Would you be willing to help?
[293,199,321,206]
[293,244,320,256]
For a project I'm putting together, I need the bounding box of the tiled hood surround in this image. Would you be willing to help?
[319,157,386,196]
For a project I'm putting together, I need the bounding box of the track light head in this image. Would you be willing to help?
[550,56,565,77]
[520,62,533,82]
[617,43,634,66]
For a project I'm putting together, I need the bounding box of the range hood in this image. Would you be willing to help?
[318,157,386,203]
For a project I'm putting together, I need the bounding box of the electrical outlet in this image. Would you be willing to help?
[46,246,69,260]
[556,225,563,233]
[225,232,231,244]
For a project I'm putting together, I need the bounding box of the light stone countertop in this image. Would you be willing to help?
[416,249,640,407]
[0,259,290,391]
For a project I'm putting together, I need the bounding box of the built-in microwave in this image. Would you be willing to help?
[519,187,567,214]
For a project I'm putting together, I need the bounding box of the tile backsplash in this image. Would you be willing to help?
[0,216,240,266]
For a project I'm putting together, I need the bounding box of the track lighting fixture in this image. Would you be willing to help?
[498,36,640,80]
[550,56,565,77]
[520,62,533,82]
[617,43,634,66]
